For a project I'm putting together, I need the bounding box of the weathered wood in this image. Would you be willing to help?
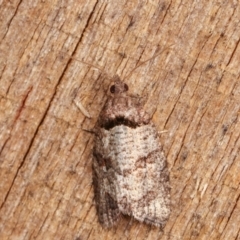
[0,0,240,239]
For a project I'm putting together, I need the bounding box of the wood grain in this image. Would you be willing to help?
[0,0,240,239]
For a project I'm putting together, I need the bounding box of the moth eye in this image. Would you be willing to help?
[124,83,128,91]
[110,85,116,93]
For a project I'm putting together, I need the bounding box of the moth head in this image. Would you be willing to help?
[110,75,129,94]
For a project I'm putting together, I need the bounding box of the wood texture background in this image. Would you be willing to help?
[0,0,240,239]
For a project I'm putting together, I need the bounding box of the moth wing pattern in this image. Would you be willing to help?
[92,76,170,228]
[92,151,120,228]
[124,134,171,227]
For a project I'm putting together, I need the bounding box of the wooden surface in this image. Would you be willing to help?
[0,0,240,239]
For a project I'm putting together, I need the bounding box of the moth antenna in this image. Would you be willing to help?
[68,55,113,84]
[124,44,174,80]
[69,55,104,72]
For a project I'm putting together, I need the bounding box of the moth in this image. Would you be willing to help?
[92,75,170,228]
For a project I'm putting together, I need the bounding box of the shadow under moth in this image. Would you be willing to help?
[92,75,170,228]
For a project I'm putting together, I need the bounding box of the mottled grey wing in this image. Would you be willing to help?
[92,152,120,228]
[132,149,171,228]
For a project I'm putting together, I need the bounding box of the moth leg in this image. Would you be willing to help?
[92,153,120,228]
